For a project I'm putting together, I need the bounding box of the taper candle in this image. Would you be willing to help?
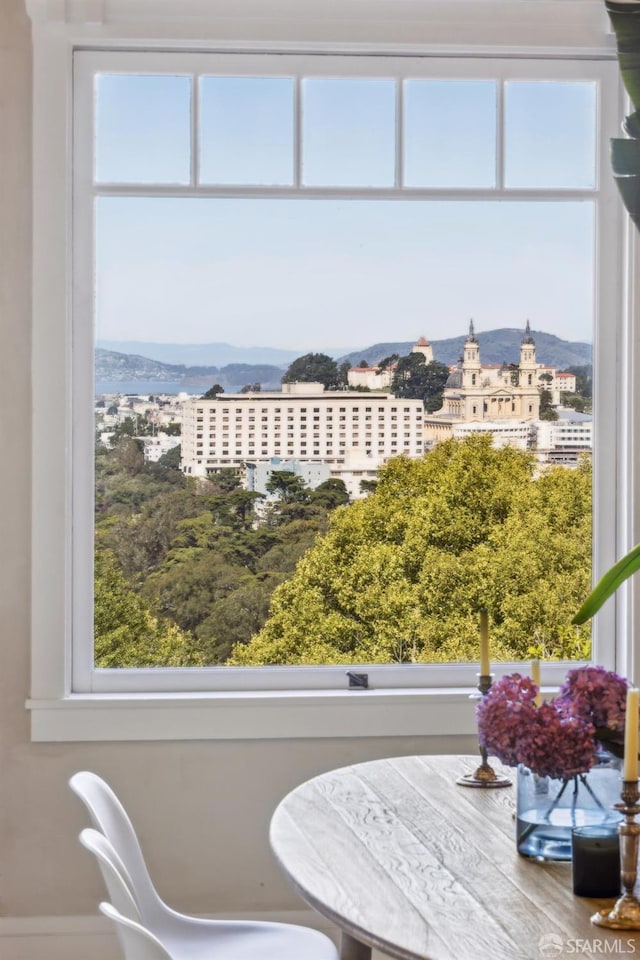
[479,609,490,676]
[624,687,639,781]
[531,659,542,707]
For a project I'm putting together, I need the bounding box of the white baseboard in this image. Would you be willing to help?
[0,909,340,960]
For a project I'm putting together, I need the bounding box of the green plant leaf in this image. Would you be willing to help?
[606,2,640,115]
[573,542,640,623]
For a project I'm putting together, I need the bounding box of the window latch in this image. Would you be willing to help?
[346,671,369,690]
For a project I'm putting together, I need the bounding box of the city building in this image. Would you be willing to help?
[424,321,542,444]
[181,381,424,497]
[347,336,434,390]
[245,457,332,498]
[451,420,536,451]
[142,434,182,462]
[535,412,593,464]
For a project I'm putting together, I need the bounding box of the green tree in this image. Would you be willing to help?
[360,478,378,495]
[229,436,592,666]
[94,551,203,666]
[208,467,242,494]
[157,444,181,469]
[160,422,181,436]
[539,387,558,421]
[202,383,224,399]
[142,550,246,635]
[281,353,339,389]
[337,361,351,388]
[112,436,145,473]
[309,478,350,510]
[194,575,284,663]
[266,470,310,503]
[390,354,450,411]
[110,417,136,441]
[566,365,593,400]
[378,353,399,371]
[96,487,202,580]
[561,393,588,413]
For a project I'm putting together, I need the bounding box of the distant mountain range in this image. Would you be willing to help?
[96,329,592,391]
[98,340,345,368]
[95,349,284,391]
[337,329,592,369]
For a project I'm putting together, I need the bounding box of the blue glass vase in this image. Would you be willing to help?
[516,751,622,861]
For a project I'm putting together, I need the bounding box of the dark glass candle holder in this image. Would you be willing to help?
[572,826,621,898]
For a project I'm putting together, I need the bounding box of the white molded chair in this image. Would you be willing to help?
[80,828,142,922]
[70,771,339,960]
[100,902,175,960]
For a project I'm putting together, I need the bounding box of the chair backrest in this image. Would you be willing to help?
[70,771,164,923]
[79,828,141,923]
[100,902,174,960]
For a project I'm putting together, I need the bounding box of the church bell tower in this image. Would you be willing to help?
[462,319,482,389]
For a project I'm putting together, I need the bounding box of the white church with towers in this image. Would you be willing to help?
[346,321,578,451]
[423,320,544,445]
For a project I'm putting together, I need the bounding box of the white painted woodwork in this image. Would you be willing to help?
[270,755,637,960]
[25,0,629,743]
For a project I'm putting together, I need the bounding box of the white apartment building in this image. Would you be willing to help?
[181,382,424,495]
[245,458,332,498]
[347,365,393,390]
[451,419,536,451]
[536,415,592,464]
[347,336,434,390]
[448,415,592,463]
[142,434,182,462]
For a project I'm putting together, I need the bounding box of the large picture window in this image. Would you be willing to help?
[73,51,616,690]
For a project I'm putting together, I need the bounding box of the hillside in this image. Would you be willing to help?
[95,349,284,391]
[97,340,300,367]
[338,329,592,370]
[96,327,592,392]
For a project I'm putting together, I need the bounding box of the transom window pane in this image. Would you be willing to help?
[404,80,497,188]
[199,77,295,185]
[504,81,597,189]
[95,74,191,184]
[301,78,396,187]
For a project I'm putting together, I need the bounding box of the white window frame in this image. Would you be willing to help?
[26,0,638,742]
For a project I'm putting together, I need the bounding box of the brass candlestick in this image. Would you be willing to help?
[457,673,512,789]
[592,779,640,929]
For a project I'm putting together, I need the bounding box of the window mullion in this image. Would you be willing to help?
[294,75,302,187]
[496,78,505,189]
[396,77,403,189]
[191,72,199,187]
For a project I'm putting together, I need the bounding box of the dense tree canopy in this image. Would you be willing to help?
[94,437,347,664]
[202,383,224,398]
[281,353,344,389]
[390,355,450,411]
[95,550,203,666]
[96,431,592,670]
[229,436,592,666]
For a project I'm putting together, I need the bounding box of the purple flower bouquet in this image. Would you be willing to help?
[477,667,629,860]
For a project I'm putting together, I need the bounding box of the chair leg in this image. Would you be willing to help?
[340,931,372,960]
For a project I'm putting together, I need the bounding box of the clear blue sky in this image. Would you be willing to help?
[94,74,596,351]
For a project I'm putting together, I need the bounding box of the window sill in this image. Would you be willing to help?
[26,687,481,741]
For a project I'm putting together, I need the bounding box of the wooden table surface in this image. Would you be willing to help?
[270,754,639,960]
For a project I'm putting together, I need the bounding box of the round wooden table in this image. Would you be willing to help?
[270,754,634,960]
